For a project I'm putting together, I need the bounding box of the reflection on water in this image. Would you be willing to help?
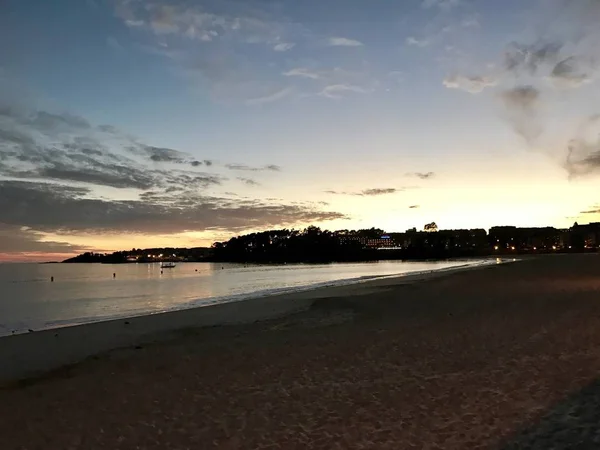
[0,260,483,335]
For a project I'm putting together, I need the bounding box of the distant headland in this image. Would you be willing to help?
[63,222,600,264]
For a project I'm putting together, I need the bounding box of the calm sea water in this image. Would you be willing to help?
[0,260,490,336]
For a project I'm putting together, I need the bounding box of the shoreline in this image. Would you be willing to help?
[2,257,502,337]
[0,257,510,383]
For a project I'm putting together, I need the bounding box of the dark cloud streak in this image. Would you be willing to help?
[237,177,261,186]
[0,180,346,235]
[326,188,404,196]
[499,85,542,145]
[406,171,435,179]
[225,163,282,172]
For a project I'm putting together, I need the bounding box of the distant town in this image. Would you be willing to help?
[63,221,600,264]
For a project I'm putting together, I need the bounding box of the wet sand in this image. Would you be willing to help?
[2,254,600,449]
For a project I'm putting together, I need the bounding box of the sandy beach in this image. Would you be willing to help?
[2,254,600,449]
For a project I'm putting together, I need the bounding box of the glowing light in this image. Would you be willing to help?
[511,246,515,250]
[552,246,557,250]
[494,245,499,250]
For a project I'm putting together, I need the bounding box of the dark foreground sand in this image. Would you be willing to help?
[3,255,600,449]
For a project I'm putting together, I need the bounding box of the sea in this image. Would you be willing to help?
[0,259,494,336]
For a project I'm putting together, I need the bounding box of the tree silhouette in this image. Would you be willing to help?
[424,222,438,232]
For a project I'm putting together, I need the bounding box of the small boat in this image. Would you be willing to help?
[160,262,176,268]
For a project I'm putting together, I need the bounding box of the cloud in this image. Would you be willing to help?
[443,74,496,93]
[0,224,89,260]
[283,68,321,80]
[0,105,224,191]
[499,85,542,145]
[0,180,347,236]
[237,177,260,186]
[283,67,374,98]
[407,172,435,180]
[22,110,91,130]
[106,36,124,53]
[406,37,429,48]
[422,0,460,10]
[328,37,363,47]
[320,84,369,99]
[581,207,600,214]
[504,42,563,75]
[246,87,294,105]
[113,0,317,103]
[273,42,295,52]
[113,0,379,103]
[565,115,600,177]
[189,159,214,167]
[325,188,403,196]
[225,163,281,172]
[436,0,600,171]
[361,188,398,196]
[409,205,420,209]
[144,145,188,163]
[115,0,305,49]
[125,19,144,27]
[549,57,592,89]
[460,15,480,28]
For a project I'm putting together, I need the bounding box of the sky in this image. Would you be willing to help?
[1,0,600,261]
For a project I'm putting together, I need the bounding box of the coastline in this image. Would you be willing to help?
[0,257,508,383]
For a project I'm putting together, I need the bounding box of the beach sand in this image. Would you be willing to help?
[2,254,600,449]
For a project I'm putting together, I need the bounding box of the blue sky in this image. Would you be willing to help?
[1,0,600,260]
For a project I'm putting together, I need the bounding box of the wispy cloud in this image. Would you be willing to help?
[422,0,461,10]
[225,164,281,172]
[320,84,369,99]
[112,0,380,104]
[106,36,124,53]
[548,57,593,89]
[499,86,542,145]
[406,37,430,48]
[246,87,294,105]
[460,15,480,28]
[421,0,463,12]
[326,188,404,196]
[406,172,435,180]
[565,115,600,178]
[283,68,321,79]
[0,180,346,236]
[581,206,600,214]
[273,42,295,52]
[443,74,496,93]
[503,42,563,76]
[328,37,363,47]
[237,177,261,186]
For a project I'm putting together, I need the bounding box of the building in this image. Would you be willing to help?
[339,235,398,249]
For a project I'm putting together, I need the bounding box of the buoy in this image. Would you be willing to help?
[50,276,54,282]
